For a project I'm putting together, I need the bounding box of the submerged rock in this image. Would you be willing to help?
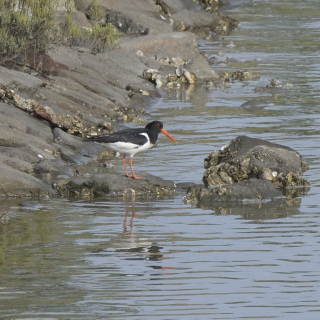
[254,79,294,93]
[240,100,269,111]
[232,70,255,81]
[185,136,310,205]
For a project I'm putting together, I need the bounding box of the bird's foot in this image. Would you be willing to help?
[132,175,144,180]
[125,173,145,180]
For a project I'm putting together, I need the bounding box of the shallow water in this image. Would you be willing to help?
[1,0,320,319]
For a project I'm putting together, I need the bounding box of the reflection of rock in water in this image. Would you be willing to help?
[210,197,304,220]
[185,135,310,213]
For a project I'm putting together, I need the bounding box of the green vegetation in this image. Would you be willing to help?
[63,0,120,53]
[0,0,120,65]
[87,0,105,22]
[90,22,119,53]
[88,0,120,53]
[0,0,57,63]
[63,0,82,45]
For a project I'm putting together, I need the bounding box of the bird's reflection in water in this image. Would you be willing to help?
[119,200,174,270]
[122,200,137,234]
[91,200,174,272]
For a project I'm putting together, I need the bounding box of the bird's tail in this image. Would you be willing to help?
[84,135,111,143]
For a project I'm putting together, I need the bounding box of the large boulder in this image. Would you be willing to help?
[185,136,310,205]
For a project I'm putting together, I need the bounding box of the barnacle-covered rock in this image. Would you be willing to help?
[232,70,255,81]
[186,136,310,205]
[214,16,240,34]
[142,64,198,87]
[203,136,309,188]
[183,70,197,84]
[142,68,163,83]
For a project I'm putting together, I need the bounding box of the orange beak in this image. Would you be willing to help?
[161,128,178,143]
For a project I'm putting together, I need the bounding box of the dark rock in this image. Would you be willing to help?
[186,136,310,205]
[203,136,309,188]
[185,178,284,204]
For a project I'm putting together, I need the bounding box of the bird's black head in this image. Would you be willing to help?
[145,121,177,143]
[145,121,164,133]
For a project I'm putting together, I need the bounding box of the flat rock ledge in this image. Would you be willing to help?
[54,173,176,199]
[184,136,310,206]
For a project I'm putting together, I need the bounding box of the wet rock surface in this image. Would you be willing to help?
[185,136,310,206]
[185,179,284,205]
[54,173,176,198]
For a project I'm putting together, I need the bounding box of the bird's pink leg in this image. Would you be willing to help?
[129,157,144,180]
[122,155,133,178]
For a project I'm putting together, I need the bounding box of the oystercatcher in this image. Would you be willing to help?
[87,121,177,179]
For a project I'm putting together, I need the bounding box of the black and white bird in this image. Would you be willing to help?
[87,121,177,179]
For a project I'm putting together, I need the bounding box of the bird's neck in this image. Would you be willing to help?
[147,131,159,145]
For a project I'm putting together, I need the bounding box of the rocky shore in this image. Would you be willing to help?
[0,0,234,197]
[0,0,309,202]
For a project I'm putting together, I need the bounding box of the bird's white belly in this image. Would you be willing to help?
[105,141,153,157]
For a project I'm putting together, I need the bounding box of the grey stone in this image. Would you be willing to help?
[186,136,310,205]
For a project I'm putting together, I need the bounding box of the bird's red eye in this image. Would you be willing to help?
[157,123,160,127]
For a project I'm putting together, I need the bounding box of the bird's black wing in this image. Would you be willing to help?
[87,128,148,145]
